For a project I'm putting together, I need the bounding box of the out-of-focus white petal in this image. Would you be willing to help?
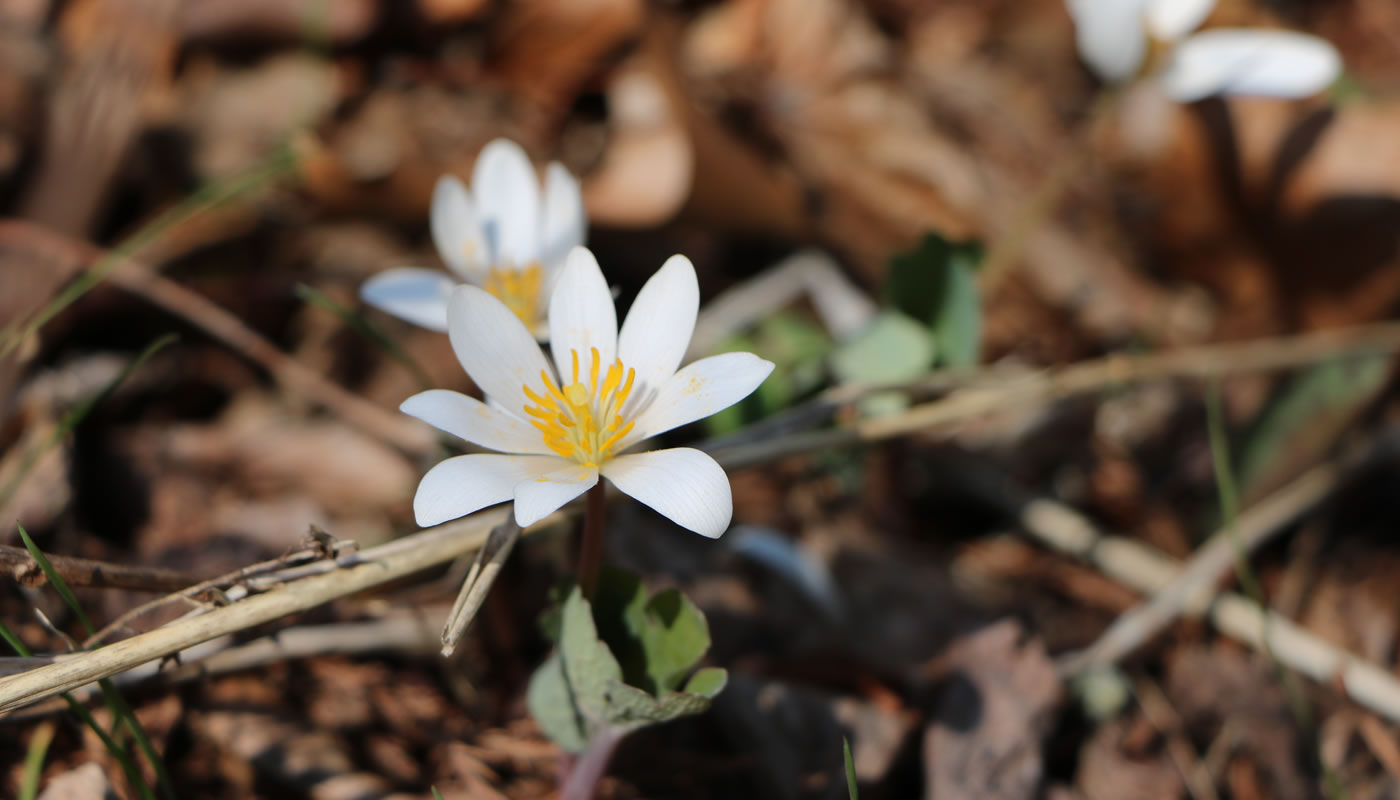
[603,447,732,538]
[413,453,556,527]
[548,247,618,382]
[447,285,556,415]
[625,352,774,447]
[540,162,586,269]
[430,176,489,281]
[616,255,699,417]
[1066,0,1150,83]
[513,462,598,526]
[1160,29,1341,102]
[360,267,454,332]
[1145,0,1215,42]
[401,389,551,455]
[472,138,541,269]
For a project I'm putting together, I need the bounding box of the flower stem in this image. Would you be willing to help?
[577,483,607,599]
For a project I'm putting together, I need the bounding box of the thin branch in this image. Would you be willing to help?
[0,221,435,456]
[0,506,528,713]
[711,320,1400,468]
[1060,448,1357,674]
[0,545,206,594]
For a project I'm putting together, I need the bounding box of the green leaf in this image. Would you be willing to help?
[431,788,446,800]
[829,311,936,386]
[558,587,625,724]
[843,737,859,800]
[933,254,981,367]
[705,313,833,436]
[526,653,589,754]
[530,577,725,752]
[590,568,712,695]
[637,590,711,694]
[884,233,983,367]
[682,667,728,699]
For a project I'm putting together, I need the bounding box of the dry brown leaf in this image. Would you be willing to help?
[921,620,1063,800]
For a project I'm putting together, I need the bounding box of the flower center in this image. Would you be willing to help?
[522,347,637,467]
[484,263,544,330]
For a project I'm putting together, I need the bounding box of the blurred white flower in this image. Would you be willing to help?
[403,246,775,538]
[360,138,586,336]
[1065,0,1341,101]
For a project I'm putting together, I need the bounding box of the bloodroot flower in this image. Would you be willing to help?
[1066,0,1341,102]
[402,247,775,538]
[360,138,585,336]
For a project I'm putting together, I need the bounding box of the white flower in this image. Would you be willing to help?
[360,138,586,336]
[1066,0,1341,101]
[402,246,775,538]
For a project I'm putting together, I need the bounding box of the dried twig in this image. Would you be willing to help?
[1010,495,1400,723]
[0,221,435,456]
[0,506,529,713]
[0,545,205,594]
[440,518,521,657]
[711,320,1400,468]
[1060,450,1359,674]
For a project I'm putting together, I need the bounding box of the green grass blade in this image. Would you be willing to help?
[1205,383,1345,800]
[0,333,178,511]
[295,283,433,390]
[843,737,858,800]
[100,678,175,799]
[12,528,175,799]
[16,524,96,637]
[0,621,156,800]
[19,720,55,800]
[432,787,446,800]
[0,145,297,362]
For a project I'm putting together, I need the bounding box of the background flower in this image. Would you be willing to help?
[1065,0,1340,101]
[402,247,774,538]
[360,138,586,335]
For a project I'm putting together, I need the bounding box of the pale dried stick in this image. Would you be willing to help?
[82,543,338,647]
[3,612,447,722]
[0,506,526,713]
[687,249,877,358]
[1013,497,1400,723]
[1061,450,1357,675]
[440,518,521,657]
[712,320,1400,468]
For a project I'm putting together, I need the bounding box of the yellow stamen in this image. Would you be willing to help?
[520,347,641,466]
[484,263,544,331]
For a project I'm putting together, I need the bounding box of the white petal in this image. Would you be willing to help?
[616,255,699,417]
[513,462,598,527]
[625,352,775,447]
[1066,0,1150,83]
[360,267,454,332]
[472,138,541,269]
[447,285,556,416]
[1145,0,1215,41]
[430,176,489,281]
[401,389,551,455]
[602,448,732,538]
[540,162,586,269]
[548,247,618,383]
[413,453,558,527]
[1160,29,1342,102]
